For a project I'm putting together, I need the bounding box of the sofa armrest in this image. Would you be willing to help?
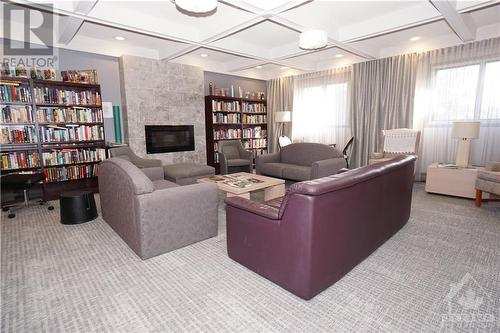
[486,161,500,172]
[141,166,165,181]
[225,197,280,220]
[134,157,163,168]
[311,158,347,179]
[337,168,350,174]
[256,152,280,175]
[136,182,219,259]
[219,152,228,175]
[240,149,253,160]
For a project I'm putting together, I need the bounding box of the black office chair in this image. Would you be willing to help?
[1,172,54,219]
[342,137,354,169]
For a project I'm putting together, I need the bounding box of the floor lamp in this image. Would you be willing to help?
[275,111,291,149]
[451,121,480,168]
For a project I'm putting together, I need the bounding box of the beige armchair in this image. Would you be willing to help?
[369,128,421,165]
[475,161,500,207]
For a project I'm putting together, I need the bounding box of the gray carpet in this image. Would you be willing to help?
[1,183,499,332]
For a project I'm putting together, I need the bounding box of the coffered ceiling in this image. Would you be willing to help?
[2,0,500,80]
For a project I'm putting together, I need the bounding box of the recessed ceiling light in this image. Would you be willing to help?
[335,54,343,58]
[280,66,288,69]
[114,36,126,41]
[256,65,263,69]
[410,36,421,41]
[200,53,208,57]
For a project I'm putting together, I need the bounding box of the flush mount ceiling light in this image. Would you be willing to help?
[200,53,208,57]
[256,65,263,69]
[335,54,343,58]
[175,0,217,13]
[114,36,126,41]
[410,36,421,41]
[299,29,328,50]
[280,66,288,69]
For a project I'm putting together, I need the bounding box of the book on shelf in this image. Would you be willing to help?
[0,84,31,103]
[213,113,241,124]
[242,114,266,124]
[211,100,240,112]
[242,138,267,149]
[242,126,266,139]
[213,128,242,140]
[37,107,103,123]
[1,105,33,123]
[43,164,98,183]
[0,125,37,144]
[34,87,101,105]
[40,125,104,142]
[1,151,40,170]
[242,102,266,113]
[42,148,106,166]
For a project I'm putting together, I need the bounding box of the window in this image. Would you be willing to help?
[431,60,500,121]
[481,61,500,119]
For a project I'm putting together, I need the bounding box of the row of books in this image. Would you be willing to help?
[43,164,98,183]
[242,114,266,124]
[242,127,266,139]
[34,87,101,105]
[213,128,242,140]
[0,126,37,144]
[39,125,104,143]
[242,102,266,113]
[213,113,241,124]
[42,148,106,166]
[37,107,103,124]
[0,84,31,103]
[1,151,40,170]
[1,105,33,123]
[242,138,267,149]
[212,101,240,112]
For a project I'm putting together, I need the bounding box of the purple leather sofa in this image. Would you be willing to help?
[225,155,416,300]
[256,142,346,181]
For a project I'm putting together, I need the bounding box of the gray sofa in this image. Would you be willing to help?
[99,158,219,259]
[256,143,347,181]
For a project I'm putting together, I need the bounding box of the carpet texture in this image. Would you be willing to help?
[1,183,499,332]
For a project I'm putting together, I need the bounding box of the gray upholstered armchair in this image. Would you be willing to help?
[109,146,162,168]
[475,161,500,207]
[218,140,253,175]
[99,158,219,259]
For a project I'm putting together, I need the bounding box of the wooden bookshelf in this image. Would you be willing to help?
[205,95,268,173]
[1,77,105,200]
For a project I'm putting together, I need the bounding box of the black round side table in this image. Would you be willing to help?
[60,191,98,225]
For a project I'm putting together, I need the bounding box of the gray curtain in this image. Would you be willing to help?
[350,53,419,167]
[267,76,294,153]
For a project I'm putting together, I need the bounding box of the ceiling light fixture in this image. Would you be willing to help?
[200,53,208,57]
[335,54,343,58]
[175,0,217,13]
[114,36,126,41]
[256,65,263,69]
[299,29,328,50]
[410,36,421,41]
[280,66,288,69]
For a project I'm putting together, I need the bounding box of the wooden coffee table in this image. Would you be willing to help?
[197,172,285,201]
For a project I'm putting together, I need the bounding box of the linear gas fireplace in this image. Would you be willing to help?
[145,125,195,154]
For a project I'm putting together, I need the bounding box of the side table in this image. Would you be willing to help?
[425,163,489,199]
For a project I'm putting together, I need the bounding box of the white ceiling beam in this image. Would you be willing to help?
[429,0,477,42]
[57,0,98,45]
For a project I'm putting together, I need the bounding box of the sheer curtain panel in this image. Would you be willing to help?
[292,67,351,149]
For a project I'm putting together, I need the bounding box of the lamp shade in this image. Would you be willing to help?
[275,111,291,123]
[175,0,217,13]
[451,121,480,139]
[299,29,328,50]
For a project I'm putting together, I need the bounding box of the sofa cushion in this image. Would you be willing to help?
[259,163,289,178]
[116,155,132,162]
[478,170,500,183]
[152,180,180,191]
[283,165,311,181]
[222,146,240,160]
[280,143,342,166]
[227,158,251,167]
